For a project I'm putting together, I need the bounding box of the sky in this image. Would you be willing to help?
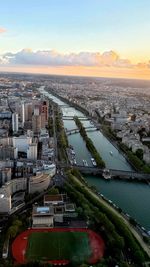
[0,0,150,79]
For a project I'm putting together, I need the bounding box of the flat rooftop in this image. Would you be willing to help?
[33,206,54,216]
[44,194,63,202]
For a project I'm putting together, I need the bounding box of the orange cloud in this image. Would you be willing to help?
[0,48,150,80]
[0,27,6,34]
[1,49,134,68]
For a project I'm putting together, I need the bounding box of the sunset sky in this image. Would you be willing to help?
[0,0,150,79]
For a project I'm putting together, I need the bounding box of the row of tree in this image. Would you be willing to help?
[74,117,105,168]
[6,219,22,240]
[119,143,150,173]
[47,117,54,137]
[55,108,68,162]
[65,170,147,265]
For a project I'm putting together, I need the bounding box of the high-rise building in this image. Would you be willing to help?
[32,115,42,133]
[27,143,37,160]
[34,106,40,116]
[12,113,18,133]
[41,101,48,123]
[41,112,46,128]
[21,101,25,127]
[25,103,33,121]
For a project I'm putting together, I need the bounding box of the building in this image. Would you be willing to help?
[21,101,25,127]
[41,113,46,128]
[32,206,54,228]
[41,100,48,123]
[0,145,18,160]
[34,106,40,116]
[44,194,64,206]
[32,115,42,134]
[0,165,56,214]
[25,103,33,121]
[0,193,11,214]
[0,168,11,186]
[0,111,12,119]
[0,137,13,146]
[12,113,18,133]
[13,135,32,153]
[29,173,53,194]
[27,143,37,160]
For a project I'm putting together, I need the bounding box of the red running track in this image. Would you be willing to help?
[12,228,105,265]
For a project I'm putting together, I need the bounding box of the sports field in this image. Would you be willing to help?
[12,228,105,265]
[26,231,90,262]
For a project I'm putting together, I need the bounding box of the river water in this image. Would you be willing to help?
[40,87,150,231]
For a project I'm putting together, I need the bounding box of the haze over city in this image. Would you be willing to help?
[0,1,150,267]
[0,0,150,79]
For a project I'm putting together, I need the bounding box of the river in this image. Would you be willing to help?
[40,87,150,231]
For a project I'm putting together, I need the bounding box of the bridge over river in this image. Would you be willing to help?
[66,126,100,135]
[59,163,150,181]
[63,115,89,121]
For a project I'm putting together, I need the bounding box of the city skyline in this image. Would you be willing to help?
[0,0,150,79]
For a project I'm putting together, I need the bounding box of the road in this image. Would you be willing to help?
[71,174,150,258]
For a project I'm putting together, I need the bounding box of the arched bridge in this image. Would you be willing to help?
[63,116,89,121]
[66,126,100,135]
[58,163,150,181]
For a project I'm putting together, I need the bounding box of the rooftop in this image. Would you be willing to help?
[44,194,63,203]
[33,206,54,216]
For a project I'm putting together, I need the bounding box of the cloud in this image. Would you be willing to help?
[0,48,149,69]
[0,27,6,34]
[136,61,150,69]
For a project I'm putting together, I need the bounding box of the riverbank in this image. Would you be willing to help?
[40,87,150,230]
[46,88,135,169]
[46,87,90,116]
[74,116,105,168]
[67,170,150,259]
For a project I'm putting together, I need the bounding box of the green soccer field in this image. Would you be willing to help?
[26,231,91,263]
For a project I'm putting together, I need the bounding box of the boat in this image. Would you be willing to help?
[103,169,111,180]
[71,149,75,155]
[91,158,97,167]
[83,159,88,167]
[109,151,113,156]
[73,159,77,165]
[147,231,150,236]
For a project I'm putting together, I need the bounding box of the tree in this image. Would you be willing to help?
[13,219,22,227]
[135,149,143,160]
[129,217,137,227]
[48,187,59,195]
[142,164,150,174]
[7,225,18,239]
[76,207,83,217]
[134,249,145,264]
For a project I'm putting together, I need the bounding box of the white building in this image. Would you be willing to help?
[34,106,40,116]
[13,135,32,153]
[21,101,25,127]
[32,206,54,228]
[0,165,56,213]
[27,143,37,160]
[12,113,18,133]
[0,193,11,213]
